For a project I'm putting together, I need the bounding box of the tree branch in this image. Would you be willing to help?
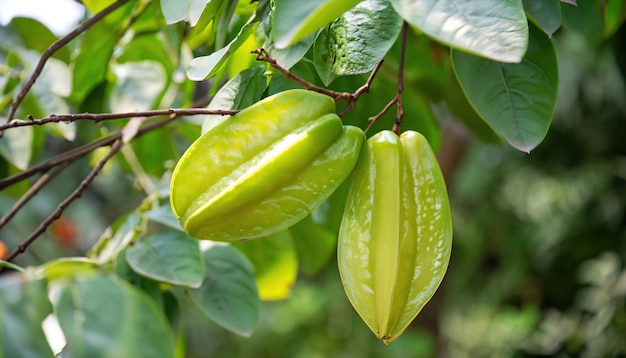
[6,0,132,123]
[0,115,182,190]
[0,161,73,230]
[251,48,382,116]
[4,139,124,262]
[0,108,239,131]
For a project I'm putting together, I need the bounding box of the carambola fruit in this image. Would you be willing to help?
[170,89,364,241]
[338,130,452,344]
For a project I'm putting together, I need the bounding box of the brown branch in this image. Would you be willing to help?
[6,0,132,123]
[391,21,408,135]
[251,48,382,115]
[4,139,124,262]
[0,108,239,131]
[0,115,181,190]
[0,161,73,230]
[364,22,408,135]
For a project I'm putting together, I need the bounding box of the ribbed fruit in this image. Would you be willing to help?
[170,89,364,241]
[338,130,452,344]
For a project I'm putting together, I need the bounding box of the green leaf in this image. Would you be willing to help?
[452,24,558,152]
[161,0,224,26]
[145,205,184,231]
[55,275,175,357]
[388,0,529,63]
[71,1,135,102]
[604,0,626,37]
[187,23,257,81]
[0,275,54,357]
[313,0,401,85]
[188,245,259,337]
[233,230,298,300]
[290,215,336,275]
[272,0,362,48]
[201,66,266,134]
[37,258,99,281]
[126,232,205,288]
[264,34,316,70]
[89,213,143,264]
[10,17,71,63]
[522,0,561,37]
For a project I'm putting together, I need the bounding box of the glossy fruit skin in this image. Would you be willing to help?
[170,89,364,241]
[338,130,452,345]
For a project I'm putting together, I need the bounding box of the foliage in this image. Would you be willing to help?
[0,0,625,356]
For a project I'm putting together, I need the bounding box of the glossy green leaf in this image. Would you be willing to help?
[187,10,259,80]
[201,66,266,134]
[233,230,298,300]
[115,248,164,310]
[388,0,528,63]
[452,24,558,152]
[263,34,315,70]
[0,275,54,357]
[126,232,205,288]
[188,245,259,336]
[290,214,336,275]
[313,0,401,85]
[55,275,174,357]
[522,0,561,36]
[161,0,223,26]
[272,0,362,48]
[604,0,626,37]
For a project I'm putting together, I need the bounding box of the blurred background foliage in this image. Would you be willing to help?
[0,1,625,357]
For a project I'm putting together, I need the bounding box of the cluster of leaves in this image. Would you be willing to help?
[0,0,625,355]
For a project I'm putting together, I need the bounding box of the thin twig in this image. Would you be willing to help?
[4,140,124,262]
[6,0,132,123]
[251,48,382,114]
[0,108,239,131]
[0,161,73,230]
[391,21,408,135]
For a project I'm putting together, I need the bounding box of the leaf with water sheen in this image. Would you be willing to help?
[388,0,528,63]
[452,24,558,152]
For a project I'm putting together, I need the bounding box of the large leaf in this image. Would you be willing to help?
[187,25,258,81]
[522,0,562,37]
[160,0,224,26]
[201,66,266,133]
[188,245,259,337]
[71,1,137,102]
[54,275,174,357]
[452,24,558,152]
[10,17,71,63]
[233,230,298,300]
[313,0,402,85]
[126,232,205,288]
[272,0,362,48]
[388,0,528,63]
[0,275,54,357]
